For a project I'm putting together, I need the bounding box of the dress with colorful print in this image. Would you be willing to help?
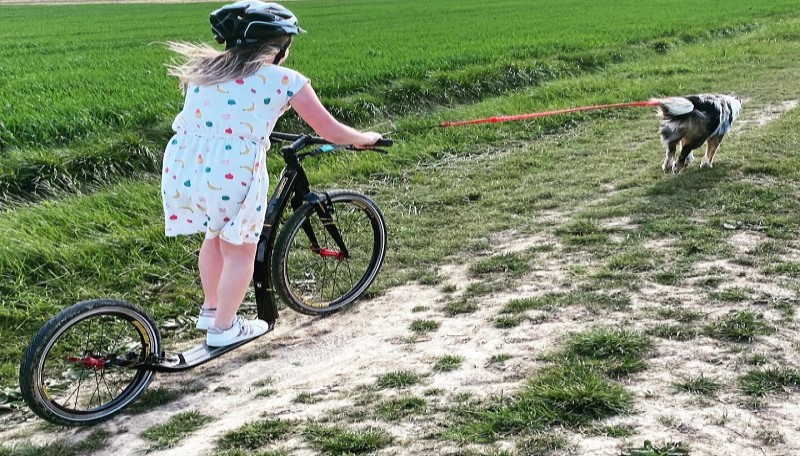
[161,65,309,245]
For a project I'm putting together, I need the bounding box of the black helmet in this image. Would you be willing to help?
[210,1,304,49]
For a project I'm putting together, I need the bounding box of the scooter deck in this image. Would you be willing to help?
[144,321,275,372]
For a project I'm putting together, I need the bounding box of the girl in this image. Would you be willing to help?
[162,1,383,347]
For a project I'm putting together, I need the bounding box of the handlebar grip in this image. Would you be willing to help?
[374,138,393,147]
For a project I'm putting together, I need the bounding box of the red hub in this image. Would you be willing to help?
[316,248,345,261]
[67,355,107,370]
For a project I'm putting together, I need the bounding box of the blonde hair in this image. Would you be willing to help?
[165,37,291,92]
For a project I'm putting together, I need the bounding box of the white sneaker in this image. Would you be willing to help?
[206,316,269,347]
[196,308,216,330]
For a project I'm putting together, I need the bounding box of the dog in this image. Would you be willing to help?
[651,94,741,173]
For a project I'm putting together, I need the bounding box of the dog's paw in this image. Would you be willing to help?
[700,160,713,169]
[662,159,675,173]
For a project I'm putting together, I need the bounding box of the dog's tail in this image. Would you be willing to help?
[650,97,695,119]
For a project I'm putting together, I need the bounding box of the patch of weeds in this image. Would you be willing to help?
[468,252,530,277]
[433,355,464,372]
[410,319,440,334]
[244,351,274,362]
[0,429,111,456]
[555,220,610,246]
[646,324,698,341]
[464,280,508,297]
[127,386,188,415]
[708,288,752,302]
[502,291,629,313]
[739,367,800,396]
[742,353,769,366]
[591,424,636,437]
[621,440,690,456]
[441,284,457,293]
[705,311,774,342]
[606,248,658,272]
[443,297,478,316]
[652,306,703,322]
[215,449,290,456]
[696,276,724,288]
[515,433,568,455]
[295,392,321,404]
[303,422,393,455]
[252,377,274,388]
[764,261,800,277]
[651,269,685,286]
[561,329,654,377]
[672,374,722,396]
[216,419,296,451]
[376,396,427,421]
[353,391,381,406]
[141,410,213,451]
[444,362,633,443]
[376,371,422,389]
[773,299,796,320]
[494,314,523,328]
[424,388,445,396]
[256,389,277,398]
[488,353,512,364]
[415,268,442,285]
[755,427,785,446]
[412,305,430,312]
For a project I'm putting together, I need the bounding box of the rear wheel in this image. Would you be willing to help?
[19,299,160,426]
[272,190,387,315]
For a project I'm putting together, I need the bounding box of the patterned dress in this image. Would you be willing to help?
[161,65,309,245]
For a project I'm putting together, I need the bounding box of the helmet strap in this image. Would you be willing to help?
[272,41,291,64]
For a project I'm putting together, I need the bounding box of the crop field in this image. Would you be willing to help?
[2,0,800,455]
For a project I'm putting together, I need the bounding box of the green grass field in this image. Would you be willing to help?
[2,1,800,454]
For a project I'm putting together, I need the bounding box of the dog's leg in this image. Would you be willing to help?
[662,140,679,173]
[701,135,722,168]
[674,145,695,173]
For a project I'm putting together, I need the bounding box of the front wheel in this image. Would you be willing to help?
[272,190,387,315]
[19,299,161,426]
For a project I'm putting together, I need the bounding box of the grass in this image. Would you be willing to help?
[501,292,630,313]
[216,419,296,451]
[738,368,800,396]
[303,422,393,455]
[433,355,464,372]
[0,429,110,456]
[375,396,427,421]
[672,374,723,396]
[141,411,213,451]
[705,311,774,342]
[445,362,633,443]
[560,329,654,377]
[375,371,422,389]
[409,319,440,334]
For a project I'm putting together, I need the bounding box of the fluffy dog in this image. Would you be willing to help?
[651,94,741,173]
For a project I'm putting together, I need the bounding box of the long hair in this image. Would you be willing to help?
[165,36,292,92]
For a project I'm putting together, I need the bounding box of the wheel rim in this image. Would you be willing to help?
[34,307,156,421]
[283,199,383,310]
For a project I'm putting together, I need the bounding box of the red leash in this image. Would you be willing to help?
[440,100,660,128]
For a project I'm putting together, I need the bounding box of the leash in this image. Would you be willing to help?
[397,100,661,133]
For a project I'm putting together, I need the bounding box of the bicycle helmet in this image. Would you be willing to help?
[210,1,305,49]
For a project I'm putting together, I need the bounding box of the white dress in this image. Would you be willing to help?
[161,65,309,245]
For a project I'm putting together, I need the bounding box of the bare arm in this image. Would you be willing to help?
[289,83,382,146]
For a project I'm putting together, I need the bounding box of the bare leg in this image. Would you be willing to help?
[662,140,679,173]
[213,240,258,329]
[199,237,222,310]
[701,135,722,168]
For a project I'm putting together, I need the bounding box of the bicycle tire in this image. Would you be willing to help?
[272,190,387,315]
[19,299,161,426]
